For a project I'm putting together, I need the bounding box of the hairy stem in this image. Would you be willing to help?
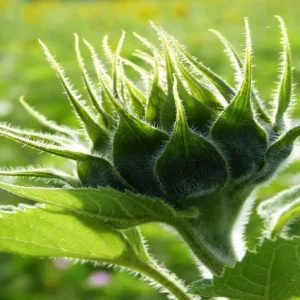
[174,220,226,275]
[168,186,254,275]
[121,228,193,300]
[134,258,193,300]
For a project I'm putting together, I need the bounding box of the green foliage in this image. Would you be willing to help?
[1,2,300,298]
[0,182,197,229]
[191,238,300,300]
[0,204,137,265]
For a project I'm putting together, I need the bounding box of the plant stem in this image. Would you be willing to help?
[121,227,193,300]
[174,220,226,275]
[135,258,193,300]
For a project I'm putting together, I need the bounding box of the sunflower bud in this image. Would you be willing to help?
[0,17,298,264]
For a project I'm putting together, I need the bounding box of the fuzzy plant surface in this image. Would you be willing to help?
[0,16,300,300]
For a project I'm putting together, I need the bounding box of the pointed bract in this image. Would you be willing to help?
[126,78,147,104]
[274,16,293,129]
[210,29,272,124]
[163,29,235,102]
[0,123,71,146]
[159,29,225,134]
[77,156,128,190]
[122,57,150,78]
[271,200,300,237]
[160,31,177,131]
[112,32,126,100]
[39,40,110,152]
[0,124,93,161]
[209,29,243,83]
[112,100,169,196]
[20,97,82,138]
[133,32,162,60]
[211,19,267,181]
[74,34,113,129]
[102,35,114,63]
[256,126,300,183]
[0,167,81,187]
[134,49,156,67]
[171,46,225,111]
[155,77,228,199]
[126,80,145,118]
[175,74,215,133]
[83,39,115,117]
[145,55,167,126]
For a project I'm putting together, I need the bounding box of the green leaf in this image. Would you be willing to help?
[0,182,196,229]
[0,204,193,299]
[0,204,142,267]
[193,237,300,300]
[211,19,267,181]
[274,16,293,128]
[155,77,228,199]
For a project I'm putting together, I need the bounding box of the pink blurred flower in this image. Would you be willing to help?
[88,271,112,287]
[53,258,70,270]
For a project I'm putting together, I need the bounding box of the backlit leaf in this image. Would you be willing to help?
[0,204,142,267]
[192,237,300,300]
[0,182,195,229]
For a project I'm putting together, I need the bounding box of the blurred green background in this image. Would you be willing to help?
[1,0,300,299]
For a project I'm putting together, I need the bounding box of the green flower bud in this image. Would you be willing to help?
[1,17,298,264]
